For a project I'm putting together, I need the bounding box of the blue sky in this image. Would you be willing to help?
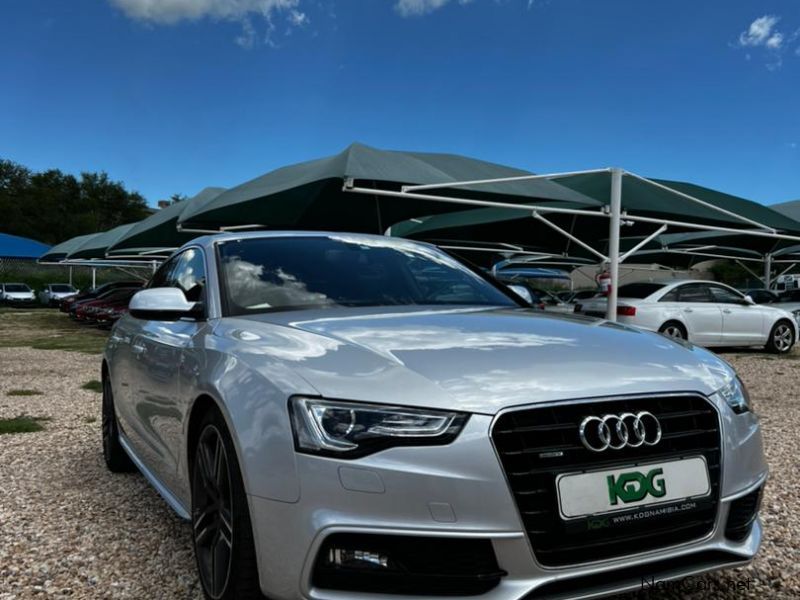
[1,0,799,206]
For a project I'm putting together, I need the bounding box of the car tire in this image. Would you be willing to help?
[191,409,265,600]
[766,320,795,354]
[658,321,687,341]
[102,376,135,473]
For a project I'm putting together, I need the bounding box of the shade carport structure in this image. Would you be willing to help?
[351,169,800,320]
[107,187,226,258]
[38,233,102,264]
[176,143,602,234]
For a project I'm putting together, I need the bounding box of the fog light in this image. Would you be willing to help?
[327,548,391,570]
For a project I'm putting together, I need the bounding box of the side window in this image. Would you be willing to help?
[171,248,207,303]
[677,284,712,303]
[709,285,743,304]
[147,256,180,289]
[660,288,679,302]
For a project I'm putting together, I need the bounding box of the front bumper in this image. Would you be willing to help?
[247,401,767,600]
[2,297,37,307]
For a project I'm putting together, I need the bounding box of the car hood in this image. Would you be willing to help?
[4,292,34,298]
[218,306,734,415]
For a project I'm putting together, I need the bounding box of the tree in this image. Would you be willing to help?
[0,158,151,245]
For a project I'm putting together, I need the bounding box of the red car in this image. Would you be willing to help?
[95,301,130,329]
[61,281,143,313]
[72,288,140,323]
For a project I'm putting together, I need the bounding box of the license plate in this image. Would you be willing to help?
[556,456,710,519]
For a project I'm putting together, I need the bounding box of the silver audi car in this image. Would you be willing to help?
[102,232,767,600]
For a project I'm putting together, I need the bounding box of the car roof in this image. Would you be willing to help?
[180,231,433,254]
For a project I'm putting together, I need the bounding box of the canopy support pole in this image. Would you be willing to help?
[606,169,623,321]
[777,262,797,278]
[736,260,763,284]
[619,224,668,263]
[68,267,73,287]
[91,268,96,290]
[532,212,608,261]
[763,254,772,288]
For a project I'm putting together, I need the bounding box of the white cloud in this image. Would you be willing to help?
[739,15,781,47]
[765,32,784,49]
[110,0,299,24]
[394,0,475,18]
[288,9,308,27]
[110,0,307,47]
[395,0,451,17]
[735,15,800,70]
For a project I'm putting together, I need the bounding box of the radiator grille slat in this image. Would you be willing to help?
[491,394,721,567]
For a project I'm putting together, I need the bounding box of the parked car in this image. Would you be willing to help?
[744,288,800,315]
[72,288,140,322]
[775,289,800,314]
[557,289,599,304]
[95,303,129,329]
[576,280,797,352]
[103,233,766,600]
[495,274,573,313]
[742,288,780,304]
[0,283,37,307]
[39,283,78,306]
[60,280,144,312]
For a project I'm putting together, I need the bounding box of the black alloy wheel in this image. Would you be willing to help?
[101,376,135,472]
[193,424,235,599]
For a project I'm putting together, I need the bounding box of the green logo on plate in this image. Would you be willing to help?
[607,468,667,505]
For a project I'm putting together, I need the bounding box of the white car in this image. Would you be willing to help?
[576,280,798,353]
[0,283,37,307]
[745,288,800,315]
[39,283,77,306]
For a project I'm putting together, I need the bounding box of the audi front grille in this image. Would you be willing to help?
[491,394,721,567]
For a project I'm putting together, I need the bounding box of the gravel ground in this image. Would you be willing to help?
[0,338,798,598]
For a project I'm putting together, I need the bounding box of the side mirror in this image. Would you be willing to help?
[507,284,533,305]
[743,295,756,305]
[129,288,201,321]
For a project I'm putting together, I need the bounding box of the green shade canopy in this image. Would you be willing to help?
[390,174,800,268]
[772,199,800,223]
[619,229,800,259]
[38,233,102,263]
[66,223,138,259]
[177,143,600,232]
[556,173,800,233]
[107,187,225,257]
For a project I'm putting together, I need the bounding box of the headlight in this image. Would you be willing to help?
[289,397,469,458]
[716,376,752,415]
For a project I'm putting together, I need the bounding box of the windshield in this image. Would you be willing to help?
[4,284,31,292]
[218,236,519,316]
[51,284,74,292]
[617,283,665,299]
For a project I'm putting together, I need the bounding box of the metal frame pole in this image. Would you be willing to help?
[606,168,623,321]
[763,254,772,288]
[91,267,96,290]
[619,224,668,263]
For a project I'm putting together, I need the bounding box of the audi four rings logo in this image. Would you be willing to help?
[579,411,662,452]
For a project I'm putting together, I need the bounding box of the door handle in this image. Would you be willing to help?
[683,308,693,313]
[131,343,146,356]
[723,309,732,314]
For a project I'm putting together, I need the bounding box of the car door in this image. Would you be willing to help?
[128,247,209,493]
[112,256,179,469]
[674,283,723,345]
[127,248,205,490]
[709,284,765,345]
